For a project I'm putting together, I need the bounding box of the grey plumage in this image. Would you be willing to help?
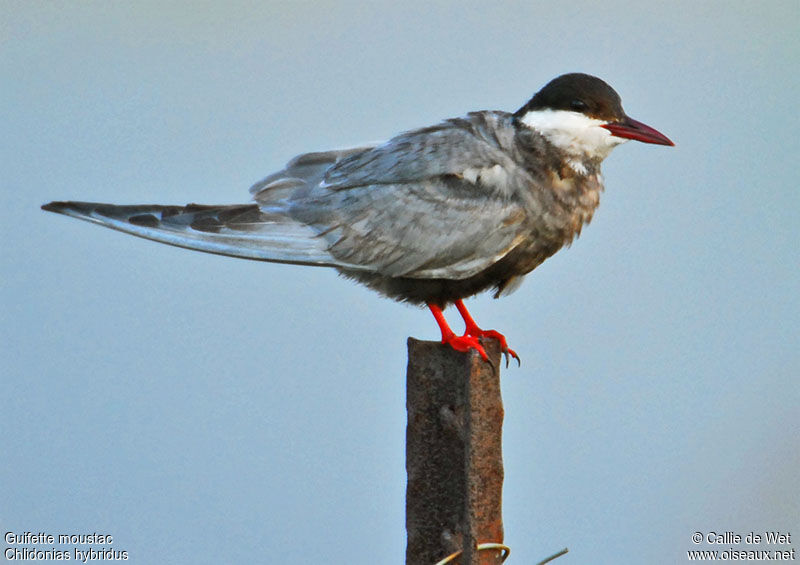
[43,73,673,310]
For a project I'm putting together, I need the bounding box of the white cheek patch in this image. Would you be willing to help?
[520,108,627,161]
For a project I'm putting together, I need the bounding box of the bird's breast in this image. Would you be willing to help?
[514,170,604,272]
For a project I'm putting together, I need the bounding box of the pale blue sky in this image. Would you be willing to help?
[3,2,798,563]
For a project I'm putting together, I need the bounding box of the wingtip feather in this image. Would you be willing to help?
[41,201,64,213]
[41,200,97,215]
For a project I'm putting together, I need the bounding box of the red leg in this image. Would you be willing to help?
[427,303,488,361]
[454,299,520,366]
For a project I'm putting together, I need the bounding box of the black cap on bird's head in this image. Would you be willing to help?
[515,73,674,147]
[516,73,625,121]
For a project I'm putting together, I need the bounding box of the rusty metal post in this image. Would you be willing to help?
[406,338,505,565]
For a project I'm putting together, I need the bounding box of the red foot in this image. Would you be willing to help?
[427,303,489,361]
[442,332,489,361]
[427,301,521,366]
[455,300,520,367]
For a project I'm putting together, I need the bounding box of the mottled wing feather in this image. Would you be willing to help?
[41,201,367,268]
[249,147,373,202]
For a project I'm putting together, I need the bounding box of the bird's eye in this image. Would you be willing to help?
[570,99,588,111]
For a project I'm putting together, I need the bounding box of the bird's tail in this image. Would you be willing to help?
[41,200,342,267]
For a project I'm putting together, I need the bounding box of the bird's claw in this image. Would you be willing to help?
[466,328,520,367]
[501,348,521,368]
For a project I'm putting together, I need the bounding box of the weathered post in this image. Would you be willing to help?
[406,338,505,565]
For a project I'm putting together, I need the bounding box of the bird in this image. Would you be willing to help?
[43,73,673,366]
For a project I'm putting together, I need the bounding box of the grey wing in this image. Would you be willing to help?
[41,151,381,269]
[282,114,534,280]
[43,115,532,277]
[292,177,527,280]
